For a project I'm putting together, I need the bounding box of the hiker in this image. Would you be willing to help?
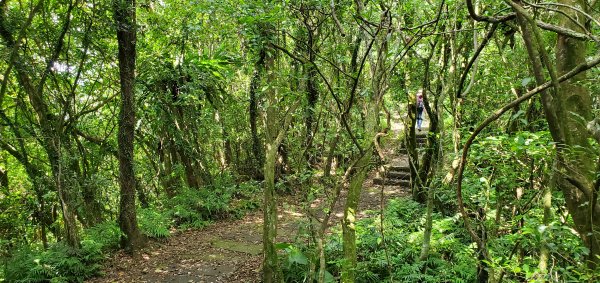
[416,91,424,131]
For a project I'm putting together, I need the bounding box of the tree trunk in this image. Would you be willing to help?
[341,101,381,283]
[0,167,7,189]
[263,137,282,283]
[47,140,81,249]
[323,126,341,178]
[341,9,389,281]
[407,95,420,200]
[553,0,599,267]
[114,0,145,254]
[249,50,266,179]
[419,183,434,261]
[304,32,318,166]
[512,0,599,267]
[262,36,286,283]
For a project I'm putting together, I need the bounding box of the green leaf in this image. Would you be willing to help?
[275,242,292,250]
[288,249,308,265]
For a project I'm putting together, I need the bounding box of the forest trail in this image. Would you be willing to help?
[89,117,423,283]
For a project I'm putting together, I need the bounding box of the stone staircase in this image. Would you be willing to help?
[373,131,428,187]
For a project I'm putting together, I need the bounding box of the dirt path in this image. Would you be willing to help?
[89,119,414,283]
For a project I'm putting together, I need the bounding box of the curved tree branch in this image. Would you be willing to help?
[535,20,598,41]
[466,0,516,23]
[456,23,498,98]
[534,1,600,27]
[456,53,600,261]
[330,0,346,37]
[0,0,44,106]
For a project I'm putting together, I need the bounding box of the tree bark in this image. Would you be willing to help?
[341,8,390,281]
[553,0,599,267]
[262,33,286,283]
[249,50,266,179]
[0,167,7,190]
[114,0,145,254]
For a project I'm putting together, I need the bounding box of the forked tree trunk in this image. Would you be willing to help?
[341,101,377,283]
[341,9,389,281]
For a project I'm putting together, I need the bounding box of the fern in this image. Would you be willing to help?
[138,207,171,238]
[4,242,102,282]
[83,221,121,251]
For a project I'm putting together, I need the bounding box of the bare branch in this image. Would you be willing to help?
[535,20,598,41]
[330,0,346,37]
[533,1,600,27]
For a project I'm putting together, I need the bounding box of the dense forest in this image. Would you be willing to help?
[0,0,599,282]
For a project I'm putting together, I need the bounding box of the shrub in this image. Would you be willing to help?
[4,242,103,283]
[138,207,171,238]
[166,182,261,228]
[318,198,477,283]
[83,221,121,251]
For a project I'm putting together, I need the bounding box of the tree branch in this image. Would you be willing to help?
[456,23,498,98]
[456,52,600,262]
[466,0,516,23]
[0,0,44,107]
[330,0,346,37]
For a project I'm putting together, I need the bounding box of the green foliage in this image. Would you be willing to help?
[82,221,121,251]
[4,242,103,283]
[166,181,261,229]
[167,187,227,228]
[282,198,477,283]
[278,243,335,283]
[440,130,598,281]
[0,0,597,282]
[138,208,171,238]
[2,221,124,282]
[345,199,476,283]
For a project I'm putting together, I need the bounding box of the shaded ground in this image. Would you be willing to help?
[89,118,414,283]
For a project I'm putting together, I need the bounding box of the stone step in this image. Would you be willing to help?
[373,178,410,186]
[403,140,426,146]
[379,171,410,180]
[386,165,410,172]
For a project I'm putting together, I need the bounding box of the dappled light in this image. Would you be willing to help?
[0,0,599,282]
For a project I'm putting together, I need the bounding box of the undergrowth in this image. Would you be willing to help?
[3,221,119,283]
[280,198,477,283]
[1,180,261,282]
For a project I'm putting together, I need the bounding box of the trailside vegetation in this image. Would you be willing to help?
[0,0,598,282]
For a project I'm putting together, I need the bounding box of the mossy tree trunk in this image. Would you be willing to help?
[341,8,390,282]
[260,25,299,282]
[511,0,600,268]
[553,0,599,267]
[114,0,145,254]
